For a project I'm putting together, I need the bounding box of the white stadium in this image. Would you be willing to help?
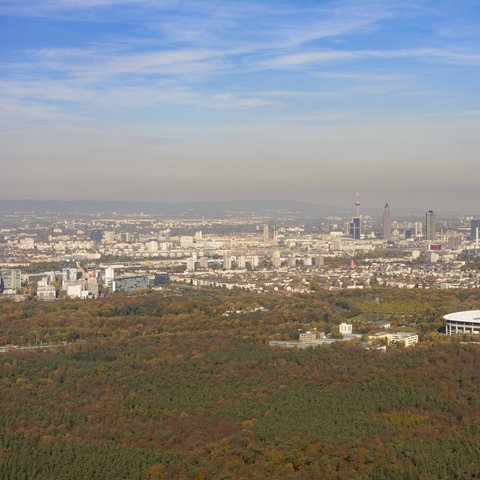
[444,311,480,335]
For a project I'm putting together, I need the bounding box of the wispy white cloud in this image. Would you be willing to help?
[314,72,405,81]
[461,109,480,116]
[0,0,158,16]
[287,113,358,122]
[257,47,480,69]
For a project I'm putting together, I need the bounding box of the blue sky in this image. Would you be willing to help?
[1,0,480,211]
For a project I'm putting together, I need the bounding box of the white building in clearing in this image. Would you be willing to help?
[36,278,56,300]
[444,311,480,335]
[370,332,418,347]
[299,331,325,343]
[339,323,352,335]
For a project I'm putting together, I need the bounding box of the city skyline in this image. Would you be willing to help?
[2,1,480,210]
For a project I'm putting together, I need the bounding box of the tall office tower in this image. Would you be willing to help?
[263,224,269,242]
[383,203,392,241]
[426,210,437,241]
[471,220,480,241]
[349,217,361,240]
[349,193,361,240]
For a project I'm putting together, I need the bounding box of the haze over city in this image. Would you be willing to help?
[2,1,480,211]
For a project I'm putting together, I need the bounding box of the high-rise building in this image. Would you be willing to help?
[349,217,361,240]
[471,220,480,241]
[263,224,269,243]
[383,203,392,241]
[426,210,437,241]
[349,193,362,240]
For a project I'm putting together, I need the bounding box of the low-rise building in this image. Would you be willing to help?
[112,275,149,293]
[299,331,325,343]
[369,332,418,347]
[36,278,56,300]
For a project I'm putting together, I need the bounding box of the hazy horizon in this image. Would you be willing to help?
[0,198,474,219]
[2,1,480,211]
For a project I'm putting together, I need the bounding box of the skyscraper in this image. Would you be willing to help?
[263,224,269,243]
[426,210,436,241]
[383,203,392,241]
[349,217,361,240]
[471,220,480,241]
[349,193,361,240]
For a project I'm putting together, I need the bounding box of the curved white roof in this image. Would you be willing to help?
[444,310,480,322]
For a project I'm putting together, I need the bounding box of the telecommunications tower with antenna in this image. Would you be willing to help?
[354,192,361,217]
[349,193,362,240]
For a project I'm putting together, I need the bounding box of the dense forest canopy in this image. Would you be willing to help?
[1,288,480,479]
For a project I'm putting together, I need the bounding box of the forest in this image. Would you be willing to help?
[1,287,480,479]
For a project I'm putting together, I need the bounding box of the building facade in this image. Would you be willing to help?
[426,210,437,241]
[0,269,22,292]
[349,217,361,240]
[471,220,480,241]
[383,203,392,241]
[112,275,149,293]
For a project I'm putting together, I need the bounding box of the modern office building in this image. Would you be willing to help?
[349,217,361,240]
[112,275,149,293]
[471,220,480,241]
[425,210,437,241]
[0,269,22,292]
[347,193,362,240]
[154,272,170,285]
[383,203,392,241]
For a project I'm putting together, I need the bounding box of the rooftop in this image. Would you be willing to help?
[443,311,480,322]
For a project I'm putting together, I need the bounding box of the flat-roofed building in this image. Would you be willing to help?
[370,332,418,347]
[36,278,56,300]
[299,331,325,343]
[112,275,149,293]
[0,269,22,292]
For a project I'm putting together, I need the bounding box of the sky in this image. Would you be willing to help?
[1,0,480,212]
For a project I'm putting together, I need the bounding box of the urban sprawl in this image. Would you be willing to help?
[1,204,479,301]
